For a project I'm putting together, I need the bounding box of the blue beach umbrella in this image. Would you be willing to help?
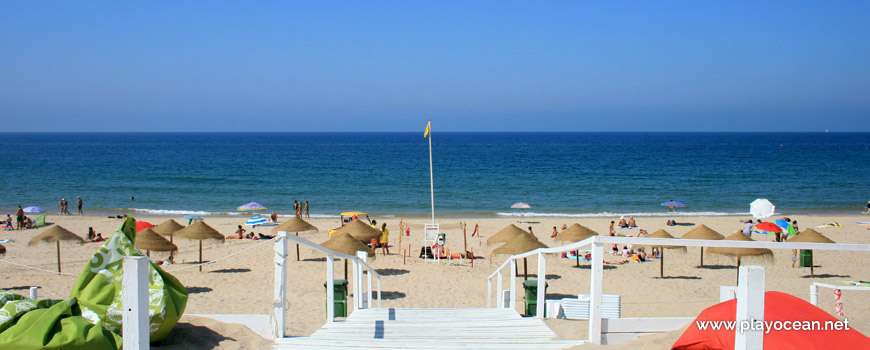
[661,201,686,208]
[181,214,203,225]
[775,219,791,231]
[238,202,267,211]
[245,216,268,227]
[23,206,45,214]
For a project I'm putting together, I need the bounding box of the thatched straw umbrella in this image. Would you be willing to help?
[174,221,225,271]
[787,228,834,277]
[487,224,528,244]
[273,216,318,261]
[707,231,773,284]
[153,219,185,243]
[643,229,686,278]
[554,223,598,267]
[333,219,382,242]
[28,225,83,273]
[681,224,724,267]
[493,233,548,281]
[135,227,178,257]
[321,231,375,280]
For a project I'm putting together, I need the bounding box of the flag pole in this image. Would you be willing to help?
[427,120,435,224]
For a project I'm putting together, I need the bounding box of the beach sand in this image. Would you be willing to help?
[2,214,869,348]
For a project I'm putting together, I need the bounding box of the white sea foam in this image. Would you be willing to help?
[131,208,212,215]
[495,211,745,218]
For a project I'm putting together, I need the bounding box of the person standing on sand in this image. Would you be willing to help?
[77,197,83,215]
[551,226,558,238]
[16,206,25,230]
[380,223,390,255]
[57,198,64,214]
[293,200,299,216]
[866,200,870,215]
[304,201,309,219]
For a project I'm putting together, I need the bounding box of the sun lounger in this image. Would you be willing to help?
[559,294,621,319]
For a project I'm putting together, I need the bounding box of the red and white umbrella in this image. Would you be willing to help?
[511,202,531,222]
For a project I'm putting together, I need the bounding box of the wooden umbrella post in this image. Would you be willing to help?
[463,222,468,257]
[700,247,704,267]
[523,257,528,281]
[575,251,580,267]
[199,240,203,272]
[56,240,61,273]
[660,249,664,278]
[736,256,741,285]
[296,232,300,261]
[344,259,348,281]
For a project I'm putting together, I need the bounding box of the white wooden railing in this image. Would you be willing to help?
[273,231,382,338]
[487,235,870,345]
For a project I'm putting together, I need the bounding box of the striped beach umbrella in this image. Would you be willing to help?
[245,216,268,226]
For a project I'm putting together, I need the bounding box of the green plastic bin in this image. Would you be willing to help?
[523,280,548,317]
[799,250,813,268]
[324,279,349,317]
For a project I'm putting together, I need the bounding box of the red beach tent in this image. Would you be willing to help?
[672,291,870,349]
[136,221,154,232]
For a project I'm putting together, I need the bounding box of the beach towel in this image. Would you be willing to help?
[70,216,188,342]
[0,291,121,349]
[0,238,13,243]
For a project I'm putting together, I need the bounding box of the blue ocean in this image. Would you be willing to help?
[1,132,868,218]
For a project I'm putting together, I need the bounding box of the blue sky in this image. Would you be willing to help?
[1,1,868,132]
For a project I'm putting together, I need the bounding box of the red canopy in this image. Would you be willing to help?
[755,222,782,233]
[673,291,870,349]
[136,221,154,232]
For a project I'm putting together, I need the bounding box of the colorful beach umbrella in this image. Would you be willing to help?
[23,206,45,214]
[511,202,531,222]
[755,222,782,233]
[750,199,775,219]
[661,201,686,208]
[245,216,268,226]
[774,219,791,230]
[136,221,154,232]
[238,202,267,212]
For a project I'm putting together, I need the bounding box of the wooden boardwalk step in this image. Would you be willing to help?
[273,307,586,349]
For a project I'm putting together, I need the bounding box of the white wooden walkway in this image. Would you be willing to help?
[274,308,586,349]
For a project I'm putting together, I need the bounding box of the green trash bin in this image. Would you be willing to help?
[799,250,813,268]
[324,279,349,317]
[523,280,548,317]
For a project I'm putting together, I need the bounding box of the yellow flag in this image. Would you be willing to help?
[423,120,431,138]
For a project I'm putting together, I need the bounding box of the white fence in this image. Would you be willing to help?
[273,231,382,338]
[487,235,870,345]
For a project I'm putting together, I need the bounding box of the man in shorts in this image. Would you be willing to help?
[16,206,24,230]
[77,197,83,215]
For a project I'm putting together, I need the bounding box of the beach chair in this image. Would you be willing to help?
[33,214,46,228]
[559,294,621,319]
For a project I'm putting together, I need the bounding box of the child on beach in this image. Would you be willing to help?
[551,226,558,238]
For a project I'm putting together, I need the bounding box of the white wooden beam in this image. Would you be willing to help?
[273,231,288,338]
[509,258,517,311]
[326,255,335,323]
[735,265,765,350]
[536,252,546,318]
[122,256,149,350]
[588,242,604,344]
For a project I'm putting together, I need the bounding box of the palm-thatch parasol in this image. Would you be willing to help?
[153,219,185,243]
[487,224,528,244]
[786,228,834,277]
[493,233,548,281]
[643,229,686,278]
[174,221,225,271]
[272,216,319,261]
[135,227,178,257]
[333,219,382,242]
[681,224,724,267]
[555,223,598,267]
[321,231,375,280]
[707,231,773,284]
[28,225,83,273]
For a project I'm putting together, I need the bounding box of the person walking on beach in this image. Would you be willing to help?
[293,200,299,216]
[304,201,309,219]
[16,206,25,230]
[866,200,870,215]
[57,198,64,215]
[76,197,83,215]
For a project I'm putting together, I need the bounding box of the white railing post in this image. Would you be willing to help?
[122,256,149,350]
[356,251,368,309]
[509,258,517,311]
[497,272,504,308]
[810,283,819,306]
[326,255,335,322]
[29,286,38,300]
[735,265,765,350]
[352,255,360,309]
[273,231,288,338]
[377,277,382,308]
[487,278,492,308]
[588,241,604,344]
[536,252,546,318]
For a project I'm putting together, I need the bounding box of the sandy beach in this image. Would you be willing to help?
[2,213,869,348]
